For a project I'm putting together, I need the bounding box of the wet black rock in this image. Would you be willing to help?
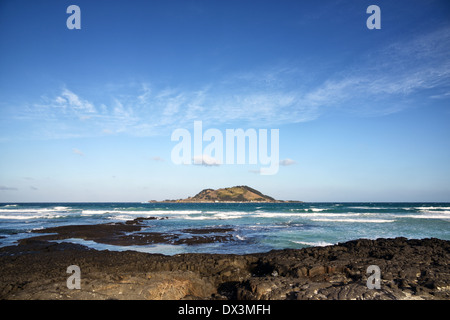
[0,237,448,300]
[18,217,235,246]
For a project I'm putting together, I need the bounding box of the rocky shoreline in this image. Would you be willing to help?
[16,217,235,246]
[0,232,449,300]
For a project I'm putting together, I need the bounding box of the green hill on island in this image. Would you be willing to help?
[151,186,301,203]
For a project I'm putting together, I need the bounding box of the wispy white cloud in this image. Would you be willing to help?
[0,186,18,191]
[9,26,450,140]
[72,148,84,156]
[151,156,165,162]
[430,91,450,99]
[137,83,152,104]
[248,158,296,175]
[279,159,296,166]
[58,88,96,113]
[248,167,279,175]
[192,154,221,166]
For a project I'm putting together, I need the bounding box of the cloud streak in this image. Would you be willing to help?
[9,26,450,140]
[0,186,18,191]
[151,156,165,162]
[72,148,84,156]
[192,154,221,166]
[279,159,296,166]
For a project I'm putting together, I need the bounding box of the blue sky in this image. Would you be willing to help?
[0,0,449,202]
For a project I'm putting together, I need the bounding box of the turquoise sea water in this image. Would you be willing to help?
[0,202,449,255]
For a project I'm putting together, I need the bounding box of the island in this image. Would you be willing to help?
[149,185,302,203]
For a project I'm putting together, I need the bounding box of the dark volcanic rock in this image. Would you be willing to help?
[0,237,448,300]
[19,217,235,246]
[20,222,143,245]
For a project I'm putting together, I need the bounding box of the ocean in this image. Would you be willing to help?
[0,202,449,255]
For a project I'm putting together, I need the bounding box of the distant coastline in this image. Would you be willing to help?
[149,200,303,203]
[148,185,303,203]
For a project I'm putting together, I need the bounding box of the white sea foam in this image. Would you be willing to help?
[290,208,327,212]
[254,212,363,218]
[416,206,450,210]
[0,206,70,219]
[292,240,334,247]
[52,206,70,210]
[401,214,450,220]
[253,212,299,218]
[213,211,245,219]
[417,210,450,215]
[124,210,202,215]
[0,215,42,220]
[164,210,202,214]
[183,215,217,220]
[0,214,62,220]
[81,210,113,215]
[81,209,203,216]
[0,208,55,213]
[311,218,394,223]
[347,206,388,210]
[174,211,247,220]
